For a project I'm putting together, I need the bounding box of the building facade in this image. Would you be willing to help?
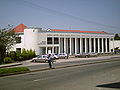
[12,24,115,55]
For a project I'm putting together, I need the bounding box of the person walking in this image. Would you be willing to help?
[47,54,52,68]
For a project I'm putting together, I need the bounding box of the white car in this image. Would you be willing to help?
[75,53,89,58]
[58,53,68,59]
[88,52,98,57]
[31,55,48,63]
[51,53,59,59]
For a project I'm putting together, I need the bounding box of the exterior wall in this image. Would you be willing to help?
[12,28,115,55]
[24,28,39,55]
[10,34,24,51]
[110,40,120,49]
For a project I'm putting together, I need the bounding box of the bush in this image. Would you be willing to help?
[3,57,14,64]
[5,49,36,62]
[7,51,17,61]
[21,49,36,60]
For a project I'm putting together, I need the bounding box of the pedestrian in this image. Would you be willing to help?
[47,54,52,68]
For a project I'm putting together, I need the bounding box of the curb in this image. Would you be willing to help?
[0,59,119,77]
[0,63,22,68]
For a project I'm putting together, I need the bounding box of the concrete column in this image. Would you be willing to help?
[85,38,87,53]
[75,37,77,54]
[98,38,100,53]
[70,37,72,55]
[52,37,54,44]
[64,37,66,53]
[89,38,92,53]
[80,38,82,54]
[101,38,104,53]
[94,38,96,53]
[105,38,108,53]
[109,38,111,52]
[112,38,115,53]
[52,47,54,53]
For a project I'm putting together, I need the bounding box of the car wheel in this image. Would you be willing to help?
[85,55,88,58]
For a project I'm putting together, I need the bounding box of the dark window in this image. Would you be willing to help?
[96,38,98,52]
[107,38,109,52]
[47,37,52,44]
[54,38,59,44]
[103,38,106,52]
[83,38,85,52]
[16,37,21,43]
[16,48,21,53]
[100,38,102,52]
[87,38,89,53]
[91,38,94,52]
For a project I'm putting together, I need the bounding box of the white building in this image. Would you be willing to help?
[12,24,115,55]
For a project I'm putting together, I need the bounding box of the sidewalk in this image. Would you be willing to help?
[0,55,120,71]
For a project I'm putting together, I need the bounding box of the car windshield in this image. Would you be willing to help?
[37,56,42,58]
[43,56,47,58]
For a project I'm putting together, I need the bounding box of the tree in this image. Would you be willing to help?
[114,33,120,40]
[0,26,16,62]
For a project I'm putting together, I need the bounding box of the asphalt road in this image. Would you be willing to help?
[0,58,120,90]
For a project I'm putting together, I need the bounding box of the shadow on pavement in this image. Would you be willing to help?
[96,82,120,89]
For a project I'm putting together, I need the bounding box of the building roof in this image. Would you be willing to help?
[51,29,107,34]
[13,24,28,33]
[13,24,107,34]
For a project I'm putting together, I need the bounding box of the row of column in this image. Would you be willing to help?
[60,37,111,55]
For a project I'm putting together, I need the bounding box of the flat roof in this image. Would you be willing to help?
[50,29,107,34]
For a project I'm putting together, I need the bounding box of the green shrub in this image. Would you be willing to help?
[21,48,36,60]
[0,67,30,74]
[3,57,14,64]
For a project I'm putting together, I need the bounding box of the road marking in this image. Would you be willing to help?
[33,76,56,82]
[34,79,41,81]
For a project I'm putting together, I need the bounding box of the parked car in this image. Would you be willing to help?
[88,52,98,57]
[31,55,48,63]
[75,53,89,58]
[58,53,68,59]
[51,53,59,60]
[75,53,82,58]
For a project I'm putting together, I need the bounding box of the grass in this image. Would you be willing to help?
[0,67,30,75]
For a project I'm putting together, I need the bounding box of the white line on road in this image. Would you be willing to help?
[33,76,56,82]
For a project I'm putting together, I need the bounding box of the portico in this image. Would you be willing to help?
[44,29,114,55]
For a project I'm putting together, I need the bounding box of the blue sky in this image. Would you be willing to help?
[0,0,120,33]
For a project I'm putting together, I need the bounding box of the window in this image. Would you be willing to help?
[16,37,21,43]
[47,37,52,44]
[16,48,21,53]
[54,37,59,44]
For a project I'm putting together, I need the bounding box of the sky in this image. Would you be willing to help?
[0,0,120,33]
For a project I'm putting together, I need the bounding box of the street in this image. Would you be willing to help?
[0,58,120,90]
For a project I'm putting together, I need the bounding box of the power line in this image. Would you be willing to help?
[12,0,120,30]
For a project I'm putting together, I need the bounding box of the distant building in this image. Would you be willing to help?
[11,24,115,55]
